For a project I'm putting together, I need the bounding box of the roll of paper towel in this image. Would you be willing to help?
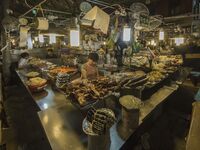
[36,17,49,30]
[19,27,29,47]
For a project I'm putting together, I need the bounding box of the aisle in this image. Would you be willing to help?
[3,85,51,150]
[147,86,194,150]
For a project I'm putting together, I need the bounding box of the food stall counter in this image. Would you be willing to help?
[38,84,178,150]
[16,69,67,111]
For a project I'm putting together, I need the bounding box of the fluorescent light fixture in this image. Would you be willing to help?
[175,37,184,46]
[49,34,56,44]
[123,27,131,42]
[159,31,164,40]
[70,30,80,47]
[27,34,33,49]
[39,34,44,43]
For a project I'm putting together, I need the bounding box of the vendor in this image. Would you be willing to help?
[18,52,30,69]
[81,52,99,80]
[46,48,56,59]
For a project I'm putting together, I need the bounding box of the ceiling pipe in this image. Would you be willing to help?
[86,0,116,9]
[164,13,200,21]
[42,9,72,15]
[86,0,137,12]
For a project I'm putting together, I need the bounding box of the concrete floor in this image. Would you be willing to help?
[3,85,51,150]
[136,84,195,150]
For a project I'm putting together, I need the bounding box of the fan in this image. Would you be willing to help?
[148,15,163,31]
[80,2,92,13]
[129,3,162,31]
[129,3,150,31]
[2,16,19,32]
[130,2,149,18]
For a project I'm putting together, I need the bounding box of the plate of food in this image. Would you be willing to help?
[49,66,77,75]
[26,77,47,92]
[25,71,40,78]
[66,77,118,109]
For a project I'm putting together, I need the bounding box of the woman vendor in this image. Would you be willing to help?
[18,52,30,69]
[81,52,99,80]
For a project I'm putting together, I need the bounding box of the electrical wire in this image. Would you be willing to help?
[39,5,45,17]
[20,0,47,17]
[24,0,32,8]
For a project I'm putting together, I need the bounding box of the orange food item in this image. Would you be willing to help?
[27,77,47,88]
[49,67,77,74]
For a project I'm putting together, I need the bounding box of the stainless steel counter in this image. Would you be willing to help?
[16,69,178,150]
[38,85,178,150]
[16,70,66,111]
[38,103,87,150]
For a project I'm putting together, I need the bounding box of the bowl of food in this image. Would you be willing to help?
[26,77,47,92]
[25,71,40,78]
[49,66,77,76]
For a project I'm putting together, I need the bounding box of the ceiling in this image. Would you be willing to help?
[0,0,193,34]
[6,0,153,17]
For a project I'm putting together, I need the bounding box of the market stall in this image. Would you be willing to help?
[13,52,182,150]
[1,0,199,149]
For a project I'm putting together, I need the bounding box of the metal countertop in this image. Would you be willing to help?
[38,85,178,150]
[16,70,67,111]
[16,69,178,150]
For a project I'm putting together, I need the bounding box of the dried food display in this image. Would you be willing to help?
[25,71,40,78]
[146,71,165,86]
[66,77,118,107]
[123,55,150,68]
[49,66,77,75]
[56,72,70,89]
[157,55,183,66]
[83,108,116,135]
[26,77,47,92]
[28,58,56,70]
[29,58,47,67]
[111,71,148,88]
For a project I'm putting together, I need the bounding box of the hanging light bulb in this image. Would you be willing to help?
[49,34,56,44]
[39,34,44,43]
[159,30,165,41]
[123,26,131,42]
[70,29,80,47]
[27,34,33,49]
[175,37,184,46]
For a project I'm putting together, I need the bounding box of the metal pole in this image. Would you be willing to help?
[164,13,200,21]
[42,9,72,15]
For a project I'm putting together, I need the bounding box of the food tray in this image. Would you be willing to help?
[28,84,47,93]
[145,75,168,89]
[66,93,99,110]
[65,92,116,110]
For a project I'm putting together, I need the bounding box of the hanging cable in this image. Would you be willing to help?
[20,0,47,17]
[39,5,45,17]
[24,0,32,8]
